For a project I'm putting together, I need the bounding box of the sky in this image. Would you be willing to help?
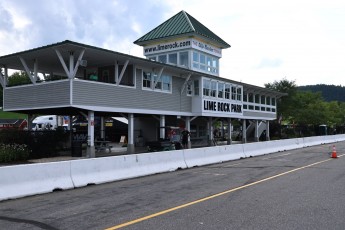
[0,0,345,87]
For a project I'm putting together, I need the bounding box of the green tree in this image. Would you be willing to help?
[0,87,3,107]
[264,78,297,122]
[291,91,327,125]
[7,71,31,86]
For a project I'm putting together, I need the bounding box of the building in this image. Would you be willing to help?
[0,119,27,130]
[0,11,285,157]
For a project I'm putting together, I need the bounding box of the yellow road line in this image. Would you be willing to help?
[105,155,343,230]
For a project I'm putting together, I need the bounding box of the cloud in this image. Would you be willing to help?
[1,0,345,87]
[257,58,283,69]
[0,0,170,56]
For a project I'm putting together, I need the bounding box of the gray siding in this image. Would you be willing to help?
[243,110,276,120]
[73,71,192,113]
[4,80,70,110]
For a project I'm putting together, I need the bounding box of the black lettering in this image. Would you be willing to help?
[212,101,216,111]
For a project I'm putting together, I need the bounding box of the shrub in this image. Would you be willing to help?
[0,143,29,163]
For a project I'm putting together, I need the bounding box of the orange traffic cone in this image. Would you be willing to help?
[331,145,338,158]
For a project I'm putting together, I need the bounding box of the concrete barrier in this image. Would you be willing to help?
[303,136,323,147]
[218,144,245,162]
[2,135,345,201]
[71,150,187,187]
[183,144,245,168]
[0,161,74,201]
[264,138,299,153]
[243,142,268,157]
[183,146,221,167]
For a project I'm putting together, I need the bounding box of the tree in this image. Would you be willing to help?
[264,78,297,123]
[0,86,3,107]
[1,71,32,107]
[7,71,31,86]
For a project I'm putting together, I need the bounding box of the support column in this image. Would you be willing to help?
[227,118,232,145]
[266,121,270,141]
[160,115,165,140]
[127,113,135,154]
[254,120,259,142]
[87,111,95,158]
[185,116,191,149]
[100,116,105,140]
[242,119,247,143]
[27,114,34,130]
[69,115,73,156]
[208,117,213,146]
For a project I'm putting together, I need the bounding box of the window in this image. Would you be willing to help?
[248,93,254,102]
[231,86,237,100]
[237,87,242,101]
[261,95,266,104]
[168,53,177,65]
[243,93,247,102]
[193,52,199,69]
[143,72,151,88]
[266,96,271,105]
[194,80,199,96]
[207,56,212,72]
[143,71,171,92]
[218,82,224,98]
[118,65,134,86]
[179,51,189,67]
[203,79,210,96]
[154,74,161,90]
[225,84,230,99]
[158,55,167,63]
[162,75,171,91]
[187,81,193,96]
[211,81,217,97]
[212,58,218,73]
[272,97,276,106]
[255,94,260,104]
[200,54,206,70]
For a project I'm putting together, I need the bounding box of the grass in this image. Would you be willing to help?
[0,109,27,119]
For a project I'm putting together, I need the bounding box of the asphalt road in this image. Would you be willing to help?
[1,142,345,230]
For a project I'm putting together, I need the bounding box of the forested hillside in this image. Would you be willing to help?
[298,84,345,102]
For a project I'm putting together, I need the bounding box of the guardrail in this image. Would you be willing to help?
[1,134,345,201]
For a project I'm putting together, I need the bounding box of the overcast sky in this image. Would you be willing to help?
[1,0,344,87]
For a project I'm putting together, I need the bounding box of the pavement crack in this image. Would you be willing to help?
[0,216,59,230]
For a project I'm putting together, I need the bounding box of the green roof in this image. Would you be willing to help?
[134,11,230,48]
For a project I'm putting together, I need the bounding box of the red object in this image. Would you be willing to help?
[331,145,338,158]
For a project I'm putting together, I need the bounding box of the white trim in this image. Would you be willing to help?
[152,67,164,89]
[183,10,195,31]
[55,49,70,78]
[74,78,136,89]
[73,104,194,116]
[71,49,85,78]
[3,104,71,112]
[70,79,73,105]
[19,57,36,84]
[117,59,129,86]
[180,73,191,95]
[4,79,69,89]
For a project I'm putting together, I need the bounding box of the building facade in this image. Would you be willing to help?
[0,11,285,156]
